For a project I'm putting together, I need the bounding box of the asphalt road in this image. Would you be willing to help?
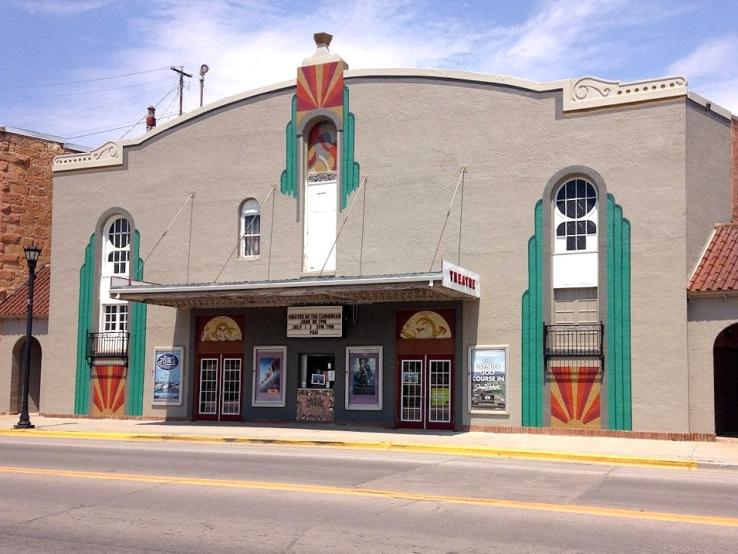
[1,436,737,553]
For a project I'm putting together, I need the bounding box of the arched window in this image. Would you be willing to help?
[554,178,598,253]
[103,217,131,276]
[307,120,337,174]
[99,215,131,335]
[240,199,260,258]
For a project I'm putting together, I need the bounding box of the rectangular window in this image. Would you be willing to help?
[103,305,128,332]
[553,288,598,324]
[241,214,260,257]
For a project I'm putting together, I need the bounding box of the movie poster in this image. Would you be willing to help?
[253,347,286,407]
[346,347,382,410]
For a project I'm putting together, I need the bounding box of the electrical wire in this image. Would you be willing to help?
[0,77,175,98]
[118,86,178,140]
[59,85,177,140]
[0,67,170,90]
[33,86,173,126]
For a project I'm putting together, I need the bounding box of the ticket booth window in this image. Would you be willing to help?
[300,354,336,389]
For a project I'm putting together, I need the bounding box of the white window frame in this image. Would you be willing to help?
[553,179,598,254]
[102,304,128,333]
[239,199,260,258]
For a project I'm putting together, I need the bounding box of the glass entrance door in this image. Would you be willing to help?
[196,355,242,421]
[398,356,453,430]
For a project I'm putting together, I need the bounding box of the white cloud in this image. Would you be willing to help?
[16,0,112,15]
[14,0,736,147]
[667,35,738,79]
[667,35,738,113]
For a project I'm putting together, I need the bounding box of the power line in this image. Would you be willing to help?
[0,67,170,90]
[60,85,177,140]
[65,123,145,140]
[119,86,178,140]
[0,77,174,98]
[33,86,173,126]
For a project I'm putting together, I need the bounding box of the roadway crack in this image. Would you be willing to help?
[286,523,318,553]
[567,466,616,504]
[0,480,168,533]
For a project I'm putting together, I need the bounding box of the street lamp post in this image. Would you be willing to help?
[15,244,41,430]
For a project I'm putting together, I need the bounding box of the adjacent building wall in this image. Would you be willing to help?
[687,296,738,433]
[51,79,691,430]
[0,129,78,297]
[0,317,48,413]
[685,102,732,275]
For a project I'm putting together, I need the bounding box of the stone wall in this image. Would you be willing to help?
[0,129,75,299]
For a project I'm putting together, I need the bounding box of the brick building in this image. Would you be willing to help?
[0,126,85,413]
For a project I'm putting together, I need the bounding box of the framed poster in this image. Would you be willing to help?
[468,346,507,413]
[252,346,287,407]
[153,347,184,406]
[345,346,383,410]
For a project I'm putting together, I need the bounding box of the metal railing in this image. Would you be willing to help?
[544,322,604,359]
[87,331,129,361]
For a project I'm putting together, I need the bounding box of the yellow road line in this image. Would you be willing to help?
[0,465,733,528]
[0,429,697,470]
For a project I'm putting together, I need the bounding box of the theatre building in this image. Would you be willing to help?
[33,34,738,437]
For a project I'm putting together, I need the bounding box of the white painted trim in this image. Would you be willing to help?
[53,67,732,173]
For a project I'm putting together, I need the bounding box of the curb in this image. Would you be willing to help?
[0,429,700,470]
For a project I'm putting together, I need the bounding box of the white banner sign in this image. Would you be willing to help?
[442,260,480,298]
[287,306,343,337]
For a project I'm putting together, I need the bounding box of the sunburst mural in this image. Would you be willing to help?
[91,365,126,416]
[550,365,601,429]
[296,61,344,129]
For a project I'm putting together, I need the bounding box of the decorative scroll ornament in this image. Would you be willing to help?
[307,171,338,183]
[53,141,123,172]
[564,75,687,112]
[200,316,243,342]
[400,311,452,339]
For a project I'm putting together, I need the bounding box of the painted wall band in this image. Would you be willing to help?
[74,234,95,415]
[127,230,147,416]
[523,195,631,430]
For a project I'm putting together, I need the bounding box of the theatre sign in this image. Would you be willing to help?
[442,261,480,298]
[287,306,343,337]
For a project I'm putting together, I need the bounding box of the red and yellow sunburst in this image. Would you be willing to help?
[296,61,344,128]
[550,365,601,429]
[91,365,126,416]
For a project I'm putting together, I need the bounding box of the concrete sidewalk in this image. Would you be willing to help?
[2,415,738,470]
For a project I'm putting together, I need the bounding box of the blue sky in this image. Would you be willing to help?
[2,0,737,148]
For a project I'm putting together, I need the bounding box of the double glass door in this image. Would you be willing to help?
[196,355,242,421]
[398,355,453,430]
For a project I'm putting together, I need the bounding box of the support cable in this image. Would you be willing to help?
[134,192,195,280]
[319,177,367,276]
[214,186,276,283]
[359,175,368,275]
[267,185,276,280]
[429,167,466,272]
[186,192,196,284]
[458,168,465,265]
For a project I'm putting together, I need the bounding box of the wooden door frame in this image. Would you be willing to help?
[193,354,244,422]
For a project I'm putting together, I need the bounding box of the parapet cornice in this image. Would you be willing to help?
[52,69,730,173]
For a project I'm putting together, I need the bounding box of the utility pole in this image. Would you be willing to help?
[170,66,193,116]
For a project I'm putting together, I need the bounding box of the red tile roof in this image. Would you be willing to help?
[0,266,50,317]
[688,224,738,294]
